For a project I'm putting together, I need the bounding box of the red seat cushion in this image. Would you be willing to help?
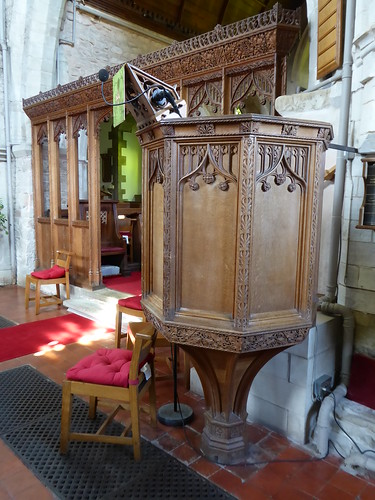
[31,264,66,280]
[118,295,142,311]
[101,246,126,253]
[66,348,152,388]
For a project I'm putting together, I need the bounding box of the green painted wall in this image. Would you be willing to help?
[117,115,142,202]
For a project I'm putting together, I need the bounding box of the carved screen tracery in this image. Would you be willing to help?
[187,79,223,117]
[37,124,49,218]
[178,143,238,192]
[255,143,309,193]
[229,66,274,114]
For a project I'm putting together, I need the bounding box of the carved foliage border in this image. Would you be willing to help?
[23,6,300,119]
[162,141,172,319]
[143,306,309,352]
[234,136,255,328]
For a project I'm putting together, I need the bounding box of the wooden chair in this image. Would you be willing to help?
[115,296,190,389]
[60,322,157,461]
[25,250,73,315]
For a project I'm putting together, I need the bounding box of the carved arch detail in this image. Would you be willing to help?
[53,119,66,142]
[36,123,48,144]
[72,113,88,138]
[230,67,274,112]
[178,143,238,192]
[187,80,223,117]
[148,147,165,187]
[255,143,309,193]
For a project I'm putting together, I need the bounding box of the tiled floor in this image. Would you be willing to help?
[1,285,375,499]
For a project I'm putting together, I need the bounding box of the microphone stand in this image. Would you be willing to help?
[157,344,194,427]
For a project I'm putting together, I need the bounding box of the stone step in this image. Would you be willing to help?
[63,284,136,328]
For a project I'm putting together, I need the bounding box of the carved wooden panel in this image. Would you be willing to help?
[141,114,332,353]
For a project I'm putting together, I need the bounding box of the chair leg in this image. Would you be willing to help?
[25,275,31,309]
[35,281,41,315]
[56,283,60,299]
[115,307,122,348]
[65,278,70,299]
[149,368,157,426]
[130,389,141,461]
[60,381,73,454]
[88,396,97,419]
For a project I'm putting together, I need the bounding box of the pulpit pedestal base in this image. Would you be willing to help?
[182,344,286,465]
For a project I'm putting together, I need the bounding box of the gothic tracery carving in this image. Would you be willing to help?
[178,143,238,192]
[256,143,308,193]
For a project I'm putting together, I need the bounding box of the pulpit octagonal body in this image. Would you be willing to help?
[138,114,332,463]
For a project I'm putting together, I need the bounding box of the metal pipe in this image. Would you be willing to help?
[313,383,347,457]
[323,0,356,302]
[319,302,355,385]
[0,0,16,282]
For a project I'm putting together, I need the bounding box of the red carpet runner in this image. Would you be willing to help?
[103,271,141,295]
[0,314,113,362]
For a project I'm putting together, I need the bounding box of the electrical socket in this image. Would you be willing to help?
[313,374,332,401]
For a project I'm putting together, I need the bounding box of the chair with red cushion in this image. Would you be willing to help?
[60,322,157,461]
[115,295,191,389]
[25,250,73,314]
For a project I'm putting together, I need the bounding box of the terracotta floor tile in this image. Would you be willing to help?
[224,462,258,483]
[298,458,338,484]
[360,482,375,499]
[329,469,368,497]
[1,285,375,500]
[1,468,44,497]
[249,466,289,496]
[0,483,12,500]
[189,455,222,478]
[317,482,357,500]
[8,483,54,500]
[170,441,201,465]
[210,468,269,500]
[154,432,182,452]
[258,432,289,457]
[272,483,315,499]
[245,423,270,444]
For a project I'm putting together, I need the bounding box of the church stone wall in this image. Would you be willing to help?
[0,0,170,285]
[276,0,375,357]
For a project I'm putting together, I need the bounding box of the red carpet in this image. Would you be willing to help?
[347,353,375,410]
[0,314,113,362]
[103,271,141,295]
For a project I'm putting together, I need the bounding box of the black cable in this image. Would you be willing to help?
[100,81,160,107]
[330,390,375,456]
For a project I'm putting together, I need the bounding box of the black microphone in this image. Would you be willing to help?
[151,88,181,117]
[98,68,109,82]
[98,68,181,115]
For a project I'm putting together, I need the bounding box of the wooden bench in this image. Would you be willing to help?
[80,200,128,276]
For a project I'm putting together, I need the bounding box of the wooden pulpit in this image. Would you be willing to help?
[124,64,333,464]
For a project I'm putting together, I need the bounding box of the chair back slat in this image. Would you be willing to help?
[129,328,156,382]
[56,250,73,270]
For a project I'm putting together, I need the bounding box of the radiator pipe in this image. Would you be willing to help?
[319,302,355,386]
[313,383,347,457]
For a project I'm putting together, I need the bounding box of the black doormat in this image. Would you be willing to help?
[0,365,234,499]
[0,316,17,328]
